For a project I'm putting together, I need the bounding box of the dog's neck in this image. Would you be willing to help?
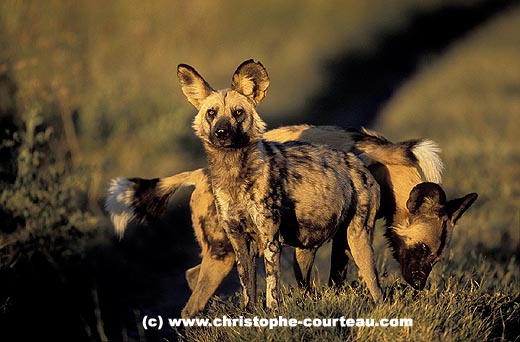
[204,141,265,192]
[370,163,424,243]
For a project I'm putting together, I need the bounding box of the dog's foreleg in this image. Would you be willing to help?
[224,219,257,310]
[235,234,257,310]
[263,239,281,310]
[214,193,257,309]
[255,211,281,309]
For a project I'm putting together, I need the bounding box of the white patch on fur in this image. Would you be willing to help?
[105,178,136,238]
[412,140,444,184]
[392,221,426,246]
[392,219,443,253]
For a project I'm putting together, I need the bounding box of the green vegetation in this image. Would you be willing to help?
[0,107,97,266]
[0,1,518,341]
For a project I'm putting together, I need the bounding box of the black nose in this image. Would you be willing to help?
[409,272,427,290]
[213,119,232,139]
[412,279,426,290]
[215,128,229,139]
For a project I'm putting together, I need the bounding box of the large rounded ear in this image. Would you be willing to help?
[231,59,269,105]
[446,193,478,224]
[407,182,446,215]
[177,64,215,109]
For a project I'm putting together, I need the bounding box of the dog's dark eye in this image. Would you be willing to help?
[232,109,244,118]
[207,109,216,117]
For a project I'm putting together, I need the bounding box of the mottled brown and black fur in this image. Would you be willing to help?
[177,59,383,313]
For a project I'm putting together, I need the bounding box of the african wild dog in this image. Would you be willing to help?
[107,124,477,317]
[347,128,478,289]
[176,59,383,311]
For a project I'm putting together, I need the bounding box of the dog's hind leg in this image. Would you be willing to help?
[347,187,383,304]
[347,224,382,304]
[329,226,350,287]
[293,247,318,290]
[185,264,201,292]
[182,253,235,318]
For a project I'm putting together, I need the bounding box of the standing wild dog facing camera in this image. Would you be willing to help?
[177,59,383,310]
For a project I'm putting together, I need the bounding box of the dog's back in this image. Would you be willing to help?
[264,125,443,223]
[255,140,378,248]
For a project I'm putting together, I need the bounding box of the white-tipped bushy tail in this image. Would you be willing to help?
[104,169,205,238]
[105,178,136,238]
[412,140,444,184]
[350,128,444,184]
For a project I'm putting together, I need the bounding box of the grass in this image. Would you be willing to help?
[183,254,518,341]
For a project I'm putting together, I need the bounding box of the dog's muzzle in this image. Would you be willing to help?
[402,265,431,290]
[211,119,235,147]
[210,118,249,148]
[214,126,231,140]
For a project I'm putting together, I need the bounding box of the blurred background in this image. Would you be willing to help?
[1,0,518,341]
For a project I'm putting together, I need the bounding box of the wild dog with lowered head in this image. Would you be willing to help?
[176,59,383,311]
[106,124,478,317]
[347,129,478,289]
